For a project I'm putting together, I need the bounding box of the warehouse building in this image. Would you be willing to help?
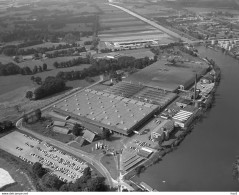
[53,89,159,136]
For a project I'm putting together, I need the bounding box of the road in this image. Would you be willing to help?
[108,3,192,43]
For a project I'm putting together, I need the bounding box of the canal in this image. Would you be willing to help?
[132,46,239,191]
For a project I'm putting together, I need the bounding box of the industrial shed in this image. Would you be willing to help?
[52,126,70,134]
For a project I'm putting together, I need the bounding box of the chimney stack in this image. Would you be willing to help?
[194,74,197,100]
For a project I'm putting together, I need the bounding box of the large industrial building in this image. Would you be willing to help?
[124,60,209,92]
[53,89,159,135]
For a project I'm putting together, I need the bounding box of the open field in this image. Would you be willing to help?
[0,75,34,97]
[49,23,92,32]
[99,26,156,34]
[0,131,88,183]
[0,63,91,99]
[101,21,146,28]
[0,54,15,64]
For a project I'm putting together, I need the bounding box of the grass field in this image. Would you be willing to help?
[0,75,34,97]
[100,154,118,180]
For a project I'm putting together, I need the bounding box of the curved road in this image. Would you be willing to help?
[108,3,192,43]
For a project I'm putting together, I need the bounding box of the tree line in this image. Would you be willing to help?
[0,62,47,76]
[55,56,156,81]
[53,57,90,69]
[1,42,80,56]
[46,47,86,58]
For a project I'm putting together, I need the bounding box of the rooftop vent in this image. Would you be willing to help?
[118,115,121,118]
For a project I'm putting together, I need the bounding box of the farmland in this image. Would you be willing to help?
[96,3,175,48]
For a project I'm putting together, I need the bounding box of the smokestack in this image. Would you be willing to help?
[194,74,197,100]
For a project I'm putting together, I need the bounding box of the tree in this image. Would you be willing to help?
[31,76,35,81]
[33,65,38,74]
[35,109,42,120]
[83,167,91,179]
[26,91,33,99]
[53,61,59,68]
[35,76,42,85]
[101,128,111,141]
[72,123,83,136]
[41,173,64,190]
[43,63,47,71]
[32,162,47,178]
[38,66,43,72]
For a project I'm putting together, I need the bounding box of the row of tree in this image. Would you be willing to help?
[0,62,47,76]
[53,57,90,69]
[46,47,86,58]
[1,43,80,56]
[55,56,156,81]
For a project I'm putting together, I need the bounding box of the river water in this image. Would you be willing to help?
[132,46,239,191]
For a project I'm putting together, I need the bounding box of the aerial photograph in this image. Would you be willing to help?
[0,0,239,193]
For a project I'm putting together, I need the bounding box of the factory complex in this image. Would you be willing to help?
[52,89,159,135]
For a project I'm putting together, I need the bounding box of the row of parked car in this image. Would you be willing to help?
[23,134,41,144]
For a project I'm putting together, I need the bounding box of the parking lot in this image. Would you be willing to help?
[0,131,88,183]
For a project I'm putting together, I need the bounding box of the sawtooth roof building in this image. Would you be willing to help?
[53,89,159,135]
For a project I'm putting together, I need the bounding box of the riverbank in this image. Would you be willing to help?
[122,49,221,191]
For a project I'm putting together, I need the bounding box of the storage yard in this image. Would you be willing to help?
[0,131,88,183]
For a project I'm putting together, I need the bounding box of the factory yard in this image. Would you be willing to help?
[0,131,88,183]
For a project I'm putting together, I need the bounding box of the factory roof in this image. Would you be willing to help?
[52,126,70,134]
[152,120,174,135]
[53,121,66,127]
[82,130,95,143]
[54,89,159,134]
